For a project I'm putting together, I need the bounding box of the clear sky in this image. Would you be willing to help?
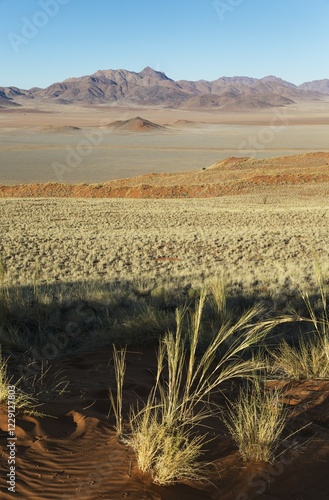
[1,0,328,89]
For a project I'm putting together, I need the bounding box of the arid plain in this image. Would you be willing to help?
[1,101,329,500]
[1,101,329,184]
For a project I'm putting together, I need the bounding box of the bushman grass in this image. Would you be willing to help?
[0,352,37,415]
[272,336,329,380]
[109,345,127,437]
[118,288,275,485]
[272,275,329,380]
[222,378,287,462]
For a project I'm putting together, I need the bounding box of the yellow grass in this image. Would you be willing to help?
[222,378,287,462]
[272,273,329,380]
[125,288,272,484]
[1,195,328,486]
[1,196,329,297]
[0,353,37,414]
[108,345,126,437]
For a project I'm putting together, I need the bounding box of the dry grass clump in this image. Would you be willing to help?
[122,289,273,485]
[208,277,227,315]
[271,274,329,380]
[27,364,69,402]
[109,345,126,437]
[120,304,175,344]
[129,405,207,485]
[108,276,329,483]
[272,338,329,380]
[0,354,12,408]
[0,353,37,414]
[222,378,287,462]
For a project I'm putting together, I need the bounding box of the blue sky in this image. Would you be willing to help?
[1,0,328,89]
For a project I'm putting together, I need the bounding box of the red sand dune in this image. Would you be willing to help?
[1,152,329,199]
[105,116,166,132]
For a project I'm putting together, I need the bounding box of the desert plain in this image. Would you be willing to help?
[1,100,329,184]
[1,100,329,499]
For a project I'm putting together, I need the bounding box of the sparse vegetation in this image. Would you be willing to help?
[28,363,69,402]
[0,352,37,415]
[222,378,287,462]
[271,275,329,380]
[121,290,272,484]
[272,337,329,380]
[109,345,126,438]
[128,406,207,485]
[1,196,329,491]
[1,197,329,297]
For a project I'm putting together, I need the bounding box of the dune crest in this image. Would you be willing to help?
[105,116,166,132]
[1,152,329,198]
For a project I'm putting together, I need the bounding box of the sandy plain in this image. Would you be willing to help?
[1,101,329,184]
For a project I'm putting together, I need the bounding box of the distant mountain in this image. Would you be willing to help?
[298,79,329,95]
[0,87,25,107]
[1,68,329,109]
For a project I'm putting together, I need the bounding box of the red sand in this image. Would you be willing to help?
[1,345,329,499]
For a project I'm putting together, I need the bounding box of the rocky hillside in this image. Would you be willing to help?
[1,68,329,109]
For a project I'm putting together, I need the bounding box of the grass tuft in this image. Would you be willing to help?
[272,337,329,380]
[0,352,38,415]
[272,273,329,380]
[222,378,287,462]
[125,287,272,484]
[109,345,127,437]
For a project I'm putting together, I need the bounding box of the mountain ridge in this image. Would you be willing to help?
[1,67,329,109]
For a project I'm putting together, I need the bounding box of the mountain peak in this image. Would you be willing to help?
[139,66,171,81]
[140,66,157,75]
